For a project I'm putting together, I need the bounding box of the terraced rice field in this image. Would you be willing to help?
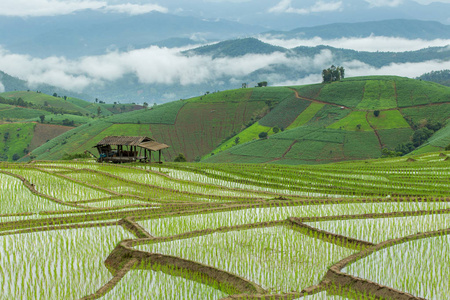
[0,151,449,299]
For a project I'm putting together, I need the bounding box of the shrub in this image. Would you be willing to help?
[174,153,187,162]
[373,110,380,117]
[258,132,268,139]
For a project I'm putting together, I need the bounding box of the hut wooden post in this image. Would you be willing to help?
[159,150,162,164]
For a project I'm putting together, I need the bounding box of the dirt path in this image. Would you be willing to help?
[289,88,352,110]
[365,112,384,149]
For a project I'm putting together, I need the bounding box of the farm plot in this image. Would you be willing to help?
[0,173,76,214]
[1,155,449,299]
[104,267,228,300]
[4,168,112,202]
[343,233,450,299]
[136,226,356,293]
[137,201,450,237]
[306,213,450,244]
[0,226,135,299]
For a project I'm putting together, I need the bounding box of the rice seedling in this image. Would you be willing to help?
[137,226,356,293]
[307,213,450,243]
[344,234,450,299]
[0,226,135,299]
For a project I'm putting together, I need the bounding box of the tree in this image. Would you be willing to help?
[234,136,240,145]
[273,127,280,134]
[373,110,380,117]
[12,153,20,161]
[257,81,268,87]
[39,115,45,123]
[322,65,345,83]
[258,132,268,139]
[174,153,187,162]
[143,102,149,109]
[97,106,102,117]
[53,93,58,97]
[412,127,433,147]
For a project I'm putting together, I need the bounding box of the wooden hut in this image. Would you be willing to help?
[95,136,169,163]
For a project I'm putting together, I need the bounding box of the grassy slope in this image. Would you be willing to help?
[25,76,450,164]
[204,76,450,165]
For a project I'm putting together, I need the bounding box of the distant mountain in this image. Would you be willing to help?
[0,71,91,101]
[161,0,450,30]
[185,38,287,58]
[80,41,450,103]
[0,11,264,58]
[418,70,450,87]
[263,19,450,40]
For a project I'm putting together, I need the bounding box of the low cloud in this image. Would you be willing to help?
[0,0,168,17]
[0,81,5,93]
[0,44,448,95]
[259,35,450,52]
[365,0,404,7]
[269,0,342,14]
[345,59,450,78]
[103,3,168,15]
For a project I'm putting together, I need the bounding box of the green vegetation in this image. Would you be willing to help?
[0,123,35,161]
[1,152,449,298]
[366,110,410,129]
[287,102,325,129]
[357,80,397,109]
[0,75,444,164]
[328,111,372,131]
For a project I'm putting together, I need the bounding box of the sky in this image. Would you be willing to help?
[0,0,449,99]
[0,0,449,17]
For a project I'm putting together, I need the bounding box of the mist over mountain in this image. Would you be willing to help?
[0,11,263,58]
[0,0,449,104]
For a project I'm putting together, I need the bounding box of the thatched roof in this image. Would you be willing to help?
[96,136,169,150]
[96,136,152,146]
[139,141,169,151]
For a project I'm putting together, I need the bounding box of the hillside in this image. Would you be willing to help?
[204,76,450,164]
[0,91,143,161]
[24,76,450,164]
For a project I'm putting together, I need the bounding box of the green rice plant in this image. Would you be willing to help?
[137,201,450,237]
[344,234,450,299]
[307,213,450,244]
[105,268,227,299]
[0,226,135,299]
[137,226,356,293]
[5,168,112,202]
[0,173,76,214]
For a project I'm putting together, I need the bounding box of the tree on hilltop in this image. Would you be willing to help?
[322,65,345,83]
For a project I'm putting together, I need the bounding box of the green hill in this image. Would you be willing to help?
[0,91,144,161]
[24,76,450,164]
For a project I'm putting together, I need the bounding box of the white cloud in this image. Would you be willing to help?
[259,35,450,52]
[0,42,448,94]
[413,0,450,3]
[103,3,168,15]
[0,0,168,17]
[0,81,5,93]
[269,0,343,14]
[274,74,323,86]
[345,59,450,78]
[364,0,404,7]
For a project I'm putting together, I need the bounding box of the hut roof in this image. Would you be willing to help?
[139,141,169,151]
[96,136,152,146]
[96,136,169,150]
